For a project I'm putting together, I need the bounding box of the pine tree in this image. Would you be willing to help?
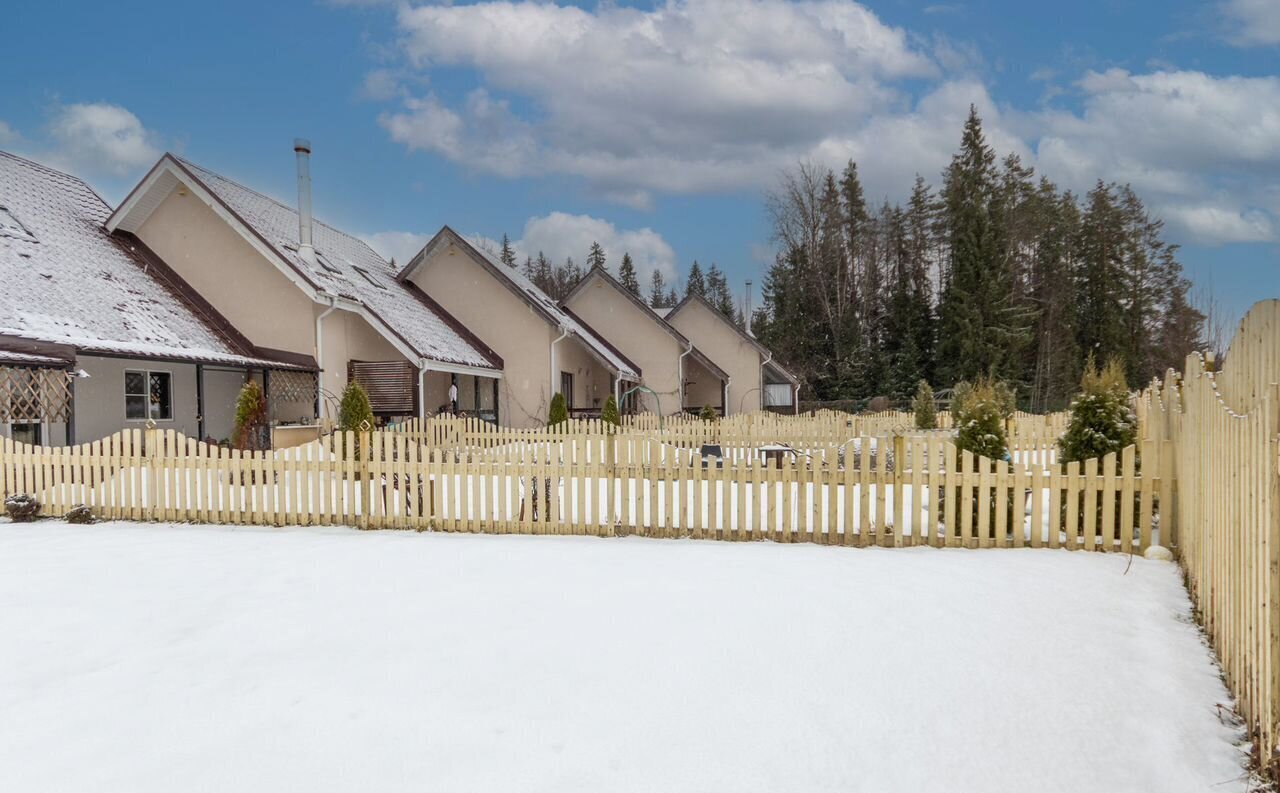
[619,253,640,295]
[913,380,937,429]
[706,263,735,318]
[955,380,1008,460]
[1059,356,1136,463]
[648,269,668,307]
[601,394,620,429]
[686,261,706,297]
[587,241,607,271]
[666,287,679,307]
[500,234,516,267]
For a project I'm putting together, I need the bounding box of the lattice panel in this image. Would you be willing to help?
[269,370,318,413]
[0,366,71,422]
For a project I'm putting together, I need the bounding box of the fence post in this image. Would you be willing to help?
[892,432,906,547]
[144,423,159,522]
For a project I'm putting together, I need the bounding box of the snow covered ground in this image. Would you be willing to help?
[0,522,1249,792]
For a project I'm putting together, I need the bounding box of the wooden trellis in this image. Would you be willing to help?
[0,366,70,423]
[268,369,317,413]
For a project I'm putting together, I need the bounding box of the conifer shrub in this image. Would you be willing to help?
[954,379,1008,461]
[547,392,568,427]
[912,380,937,430]
[338,381,375,434]
[699,404,718,422]
[232,380,268,451]
[1059,356,1135,464]
[4,493,39,522]
[601,394,621,429]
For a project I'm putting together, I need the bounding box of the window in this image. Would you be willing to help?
[559,372,574,410]
[10,423,41,445]
[352,266,386,289]
[125,370,173,421]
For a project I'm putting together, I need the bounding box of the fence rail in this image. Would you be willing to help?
[0,427,1163,552]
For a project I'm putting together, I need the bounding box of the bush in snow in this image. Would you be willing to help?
[949,380,974,423]
[232,380,269,451]
[5,494,40,522]
[601,395,621,429]
[912,380,937,430]
[338,381,375,434]
[547,392,568,428]
[954,379,1008,462]
[699,404,718,422]
[1059,356,1135,464]
[65,505,95,524]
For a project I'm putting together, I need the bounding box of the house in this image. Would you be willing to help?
[104,142,503,434]
[561,266,729,415]
[0,150,321,446]
[398,228,640,427]
[661,293,798,415]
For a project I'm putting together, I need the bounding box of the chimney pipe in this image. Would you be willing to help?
[744,279,754,336]
[294,138,315,265]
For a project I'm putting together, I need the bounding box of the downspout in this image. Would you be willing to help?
[315,296,338,422]
[418,361,428,420]
[761,351,773,412]
[550,327,570,404]
[677,340,694,415]
[722,376,732,417]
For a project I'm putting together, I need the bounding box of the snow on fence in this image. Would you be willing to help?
[0,427,1164,552]
[1134,299,1280,767]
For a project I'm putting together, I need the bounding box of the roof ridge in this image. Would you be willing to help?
[176,155,388,263]
[0,150,107,208]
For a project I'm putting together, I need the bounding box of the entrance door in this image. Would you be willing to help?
[559,371,574,410]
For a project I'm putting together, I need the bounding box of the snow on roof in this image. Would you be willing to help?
[0,151,304,370]
[173,158,499,371]
[464,242,639,379]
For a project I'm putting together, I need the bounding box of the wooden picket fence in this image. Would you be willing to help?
[0,425,1163,552]
[1135,299,1280,767]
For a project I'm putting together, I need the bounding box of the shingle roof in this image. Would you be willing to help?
[172,158,499,371]
[0,151,304,369]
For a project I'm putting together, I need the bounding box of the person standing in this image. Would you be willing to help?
[448,380,459,414]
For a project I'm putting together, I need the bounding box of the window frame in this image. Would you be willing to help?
[352,265,387,289]
[124,369,175,422]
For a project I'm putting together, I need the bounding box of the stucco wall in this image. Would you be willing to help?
[407,246,553,427]
[683,356,724,412]
[72,355,200,442]
[318,308,411,421]
[554,336,614,413]
[563,277,681,415]
[668,301,762,415]
[135,185,316,355]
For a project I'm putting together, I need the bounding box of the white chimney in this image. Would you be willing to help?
[294,138,316,265]
[744,279,754,336]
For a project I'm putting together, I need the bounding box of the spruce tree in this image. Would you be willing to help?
[338,380,374,433]
[587,241,607,271]
[601,394,620,429]
[1059,356,1136,464]
[619,253,640,295]
[913,380,937,429]
[648,269,668,307]
[500,234,516,267]
[686,261,706,297]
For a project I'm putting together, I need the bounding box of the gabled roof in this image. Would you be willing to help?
[399,227,640,380]
[563,266,728,382]
[0,150,308,370]
[106,154,499,373]
[665,291,797,385]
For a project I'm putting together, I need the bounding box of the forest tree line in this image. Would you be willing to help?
[497,107,1203,412]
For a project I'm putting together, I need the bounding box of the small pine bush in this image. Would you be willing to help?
[601,394,621,429]
[547,392,568,427]
[912,380,937,430]
[232,380,268,450]
[699,404,718,422]
[338,381,375,433]
[955,380,1008,461]
[950,380,974,423]
[1059,356,1135,464]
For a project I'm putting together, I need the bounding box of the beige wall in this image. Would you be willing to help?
[554,336,614,413]
[563,277,681,415]
[72,355,200,442]
[668,301,762,415]
[317,308,412,421]
[683,356,724,413]
[135,186,316,355]
[407,246,554,427]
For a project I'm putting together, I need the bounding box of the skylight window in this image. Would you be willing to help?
[0,206,36,242]
[314,251,342,274]
[352,266,386,289]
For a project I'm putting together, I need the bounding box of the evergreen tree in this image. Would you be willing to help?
[954,380,1008,461]
[547,392,568,427]
[500,234,516,268]
[1058,356,1136,463]
[705,263,735,318]
[648,269,669,307]
[587,241,607,271]
[232,380,268,451]
[619,253,640,295]
[338,380,375,434]
[667,287,679,307]
[601,394,621,429]
[913,380,937,429]
[686,261,706,297]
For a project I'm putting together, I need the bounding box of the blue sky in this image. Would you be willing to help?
[2,0,1277,334]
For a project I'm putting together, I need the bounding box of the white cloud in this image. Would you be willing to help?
[380,0,935,201]
[0,121,18,147]
[360,231,434,268]
[1222,0,1280,46]
[45,102,161,177]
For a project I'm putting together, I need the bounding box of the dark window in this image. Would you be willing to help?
[560,372,574,410]
[125,370,172,421]
[10,422,41,445]
[353,266,386,289]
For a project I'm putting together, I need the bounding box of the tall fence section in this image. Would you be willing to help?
[3,300,1280,765]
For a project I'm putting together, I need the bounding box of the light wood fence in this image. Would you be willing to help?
[1,426,1161,552]
[1135,299,1280,766]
